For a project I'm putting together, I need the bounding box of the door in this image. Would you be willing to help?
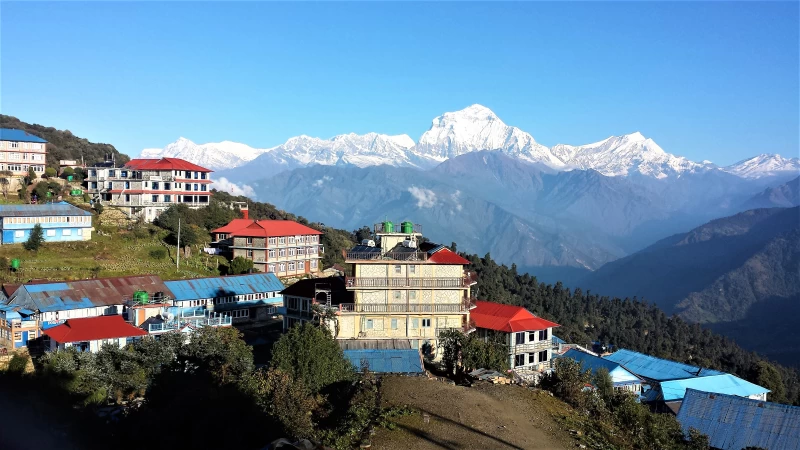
[16,331,29,348]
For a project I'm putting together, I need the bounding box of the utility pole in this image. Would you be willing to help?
[176,217,181,270]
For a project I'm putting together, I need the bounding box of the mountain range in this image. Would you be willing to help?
[142,104,800,183]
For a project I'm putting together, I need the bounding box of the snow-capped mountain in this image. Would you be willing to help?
[141,105,798,182]
[551,132,713,179]
[722,154,800,179]
[417,104,564,169]
[141,137,267,171]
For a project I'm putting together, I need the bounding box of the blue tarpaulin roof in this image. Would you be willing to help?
[0,202,92,218]
[342,349,424,374]
[676,388,800,450]
[604,349,725,382]
[658,374,769,402]
[165,273,284,301]
[0,128,47,143]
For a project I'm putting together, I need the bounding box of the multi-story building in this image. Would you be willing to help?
[0,202,94,244]
[281,276,353,331]
[470,300,559,382]
[212,219,324,277]
[0,128,47,176]
[84,157,212,222]
[337,221,477,356]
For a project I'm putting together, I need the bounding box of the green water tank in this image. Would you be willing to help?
[401,221,413,234]
[67,175,73,181]
[382,221,394,233]
[70,189,82,196]
[132,290,149,305]
[46,191,52,197]
[10,259,20,270]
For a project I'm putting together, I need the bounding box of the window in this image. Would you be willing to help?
[411,318,418,329]
[268,264,276,272]
[201,185,207,192]
[289,248,295,256]
[152,182,159,190]
[46,229,56,237]
[279,249,286,257]
[394,265,401,274]
[409,265,416,274]
[289,236,295,244]
[297,248,305,255]
[152,195,158,202]
[288,262,295,271]
[538,351,548,363]
[62,229,72,236]
[528,353,537,364]
[528,331,537,342]
[125,194,131,202]
[247,250,253,257]
[164,195,171,202]
[278,263,286,272]
[310,260,318,269]
[409,291,417,300]
[279,237,285,244]
[539,329,549,341]
[421,319,431,327]
[231,309,250,318]
[10,142,19,149]
[193,184,199,191]
[515,354,525,367]
[298,261,305,270]
[246,237,253,245]
[365,319,373,329]
[268,250,276,258]
[393,291,401,300]
[268,237,277,245]
[391,318,398,330]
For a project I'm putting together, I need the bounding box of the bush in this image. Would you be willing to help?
[6,353,29,375]
[270,323,353,393]
[93,202,104,214]
[149,248,167,260]
[44,167,57,178]
[61,166,74,179]
[23,224,45,251]
[229,256,254,275]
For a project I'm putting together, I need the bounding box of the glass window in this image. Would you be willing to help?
[279,237,285,244]
[298,261,305,270]
[411,318,418,329]
[515,332,526,345]
[288,262,295,271]
[393,291,401,300]
[539,329,549,341]
[46,229,56,237]
[391,318,398,330]
[394,265,401,274]
[409,265,416,274]
[409,291,417,300]
[529,353,537,364]
[515,354,525,367]
[365,319,373,329]
[421,319,431,327]
[164,195,171,202]
[538,350,549,363]
[62,229,72,236]
[152,195,158,202]
[268,250,276,258]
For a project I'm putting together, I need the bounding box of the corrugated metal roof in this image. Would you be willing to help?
[125,158,212,172]
[676,388,800,450]
[471,300,560,332]
[164,273,284,301]
[0,128,47,143]
[564,349,641,386]
[659,374,770,401]
[342,347,423,373]
[6,275,173,312]
[603,349,725,382]
[43,315,148,343]
[0,202,92,218]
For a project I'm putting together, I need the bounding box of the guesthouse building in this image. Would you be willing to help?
[563,348,642,394]
[0,128,47,176]
[43,315,148,353]
[0,202,93,244]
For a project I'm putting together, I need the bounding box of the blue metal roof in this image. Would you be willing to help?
[676,388,800,450]
[0,128,47,143]
[552,335,566,345]
[604,349,725,382]
[0,202,92,218]
[164,273,284,301]
[211,298,283,311]
[565,349,641,386]
[658,374,769,402]
[342,349,424,374]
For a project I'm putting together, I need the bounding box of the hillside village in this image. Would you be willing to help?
[0,128,798,450]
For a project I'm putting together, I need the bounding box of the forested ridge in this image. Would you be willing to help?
[0,115,130,168]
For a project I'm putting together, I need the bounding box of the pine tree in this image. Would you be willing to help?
[24,224,45,251]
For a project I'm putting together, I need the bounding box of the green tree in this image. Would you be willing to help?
[539,357,591,407]
[93,202,104,214]
[179,326,254,384]
[438,329,468,375]
[203,201,237,230]
[72,167,86,181]
[44,167,57,178]
[26,167,37,185]
[250,368,320,440]
[60,166,74,179]
[592,367,615,403]
[270,323,353,393]
[749,361,785,403]
[0,170,11,198]
[686,428,710,450]
[24,224,45,251]
[229,256,254,275]
[33,181,50,200]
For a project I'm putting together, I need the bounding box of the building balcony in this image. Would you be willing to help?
[336,298,475,314]
[147,315,232,333]
[513,341,551,353]
[345,250,429,262]
[436,323,476,336]
[9,320,38,329]
[345,276,471,289]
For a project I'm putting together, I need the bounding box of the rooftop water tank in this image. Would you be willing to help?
[382,221,394,233]
[132,290,149,305]
[401,221,414,234]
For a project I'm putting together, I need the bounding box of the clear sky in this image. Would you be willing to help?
[1,2,798,165]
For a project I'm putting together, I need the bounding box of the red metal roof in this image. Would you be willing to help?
[43,315,148,343]
[428,247,471,265]
[471,301,560,333]
[211,219,322,237]
[124,157,212,173]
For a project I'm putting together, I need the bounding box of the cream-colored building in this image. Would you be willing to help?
[0,128,48,176]
[337,222,476,355]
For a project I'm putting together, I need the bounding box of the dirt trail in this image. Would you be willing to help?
[373,376,574,450]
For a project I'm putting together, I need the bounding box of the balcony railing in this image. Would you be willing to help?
[10,320,38,329]
[345,276,469,288]
[513,341,551,353]
[147,315,232,333]
[335,298,475,314]
[436,324,476,336]
[345,251,428,262]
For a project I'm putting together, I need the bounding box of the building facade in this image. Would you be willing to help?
[212,219,324,277]
[0,202,93,244]
[337,222,477,355]
[43,315,148,353]
[470,300,559,379]
[0,128,47,176]
[281,276,353,331]
[84,157,213,222]
[563,348,642,394]
[163,273,285,329]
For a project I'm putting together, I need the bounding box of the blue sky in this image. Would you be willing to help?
[1,2,798,165]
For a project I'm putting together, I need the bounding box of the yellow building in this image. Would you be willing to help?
[337,221,476,355]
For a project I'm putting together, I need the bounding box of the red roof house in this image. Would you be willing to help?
[212,219,323,240]
[427,247,471,265]
[470,301,560,333]
[124,157,212,173]
[44,315,148,352]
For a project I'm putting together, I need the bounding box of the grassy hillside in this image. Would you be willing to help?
[0,115,130,169]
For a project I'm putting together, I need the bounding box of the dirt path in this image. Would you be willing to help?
[373,376,574,450]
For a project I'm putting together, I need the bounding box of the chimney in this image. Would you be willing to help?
[242,209,249,220]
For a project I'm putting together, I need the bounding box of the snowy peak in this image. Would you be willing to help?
[142,137,267,171]
[723,154,800,179]
[417,104,564,168]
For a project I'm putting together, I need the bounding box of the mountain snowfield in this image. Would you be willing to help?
[140,104,799,182]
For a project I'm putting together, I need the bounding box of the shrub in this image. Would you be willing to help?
[44,167,57,179]
[23,224,45,251]
[149,248,167,260]
[6,353,30,375]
